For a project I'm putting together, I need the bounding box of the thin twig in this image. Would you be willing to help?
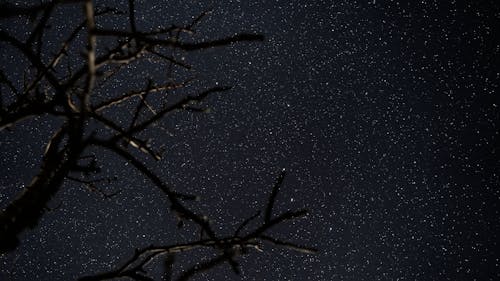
[265,169,286,223]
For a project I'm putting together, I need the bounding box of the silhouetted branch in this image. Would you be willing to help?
[0,31,64,94]
[117,86,232,139]
[235,211,261,236]
[0,100,55,130]
[93,80,191,112]
[163,254,175,281]
[172,192,199,201]
[0,1,83,19]
[91,138,218,241]
[128,80,153,130]
[0,69,18,95]
[246,209,309,239]
[80,172,314,280]
[0,123,85,253]
[1,3,314,280]
[176,254,227,281]
[90,113,163,161]
[148,49,192,69]
[260,235,318,254]
[66,175,120,199]
[83,0,96,111]
[187,10,213,30]
[26,2,55,50]
[265,168,286,223]
[92,29,264,51]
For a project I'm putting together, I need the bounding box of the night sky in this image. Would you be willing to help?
[1,0,499,280]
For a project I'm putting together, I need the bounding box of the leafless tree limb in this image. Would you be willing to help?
[78,171,316,280]
[0,1,315,279]
[265,169,286,223]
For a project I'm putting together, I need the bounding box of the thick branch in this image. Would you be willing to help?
[0,126,84,253]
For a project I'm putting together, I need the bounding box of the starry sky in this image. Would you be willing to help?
[1,0,499,280]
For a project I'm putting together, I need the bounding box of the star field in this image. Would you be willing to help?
[1,0,499,280]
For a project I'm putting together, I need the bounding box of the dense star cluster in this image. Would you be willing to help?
[1,0,499,280]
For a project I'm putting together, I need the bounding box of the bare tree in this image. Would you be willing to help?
[0,1,315,279]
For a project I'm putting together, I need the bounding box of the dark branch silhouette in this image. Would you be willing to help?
[0,0,315,279]
[265,169,287,223]
[79,171,316,281]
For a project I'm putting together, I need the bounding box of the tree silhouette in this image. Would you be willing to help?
[0,1,315,280]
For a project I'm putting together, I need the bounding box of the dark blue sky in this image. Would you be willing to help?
[1,0,499,280]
